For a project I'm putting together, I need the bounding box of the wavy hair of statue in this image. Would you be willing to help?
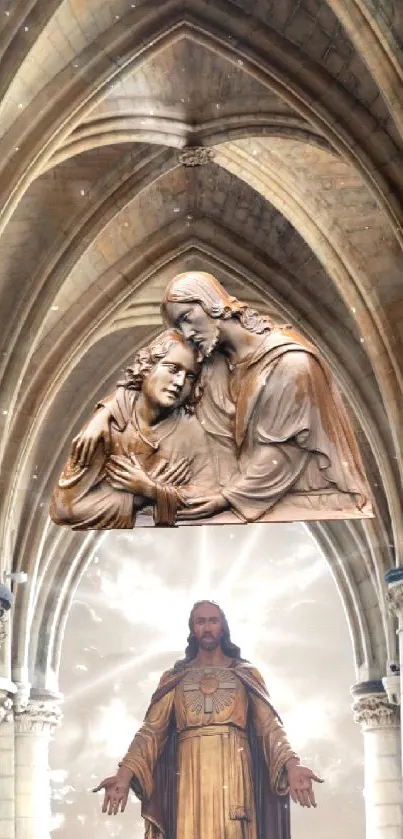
[173,600,246,670]
[117,328,202,414]
[162,271,279,335]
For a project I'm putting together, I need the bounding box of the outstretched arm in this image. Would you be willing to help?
[93,686,175,815]
[250,685,324,807]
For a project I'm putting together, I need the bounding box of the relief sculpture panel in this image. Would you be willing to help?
[50,272,373,529]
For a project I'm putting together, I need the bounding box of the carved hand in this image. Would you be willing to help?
[105,454,157,499]
[71,410,111,467]
[92,766,133,816]
[286,760,324,808]
[150,458,191,486]
[177,493,230,519]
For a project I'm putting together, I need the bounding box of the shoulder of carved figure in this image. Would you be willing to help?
[158,666,178,686]
[235,662,269,690]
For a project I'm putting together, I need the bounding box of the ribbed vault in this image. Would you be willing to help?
[0,0,402,696]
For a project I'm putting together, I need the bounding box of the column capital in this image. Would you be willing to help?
[351,681,400,730]
[385,568,403,620]
[14,689,63,734]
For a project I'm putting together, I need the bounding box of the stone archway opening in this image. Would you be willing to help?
[50,522,365,839]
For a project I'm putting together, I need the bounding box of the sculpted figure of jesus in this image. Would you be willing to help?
[162,271,371,523]
[93,600,323,838]
[56,272,372,528]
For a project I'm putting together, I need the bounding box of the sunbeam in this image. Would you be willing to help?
[216,524,264,598]
[52,524,364,839]
[64,641,178,707]
[191,525,212,598]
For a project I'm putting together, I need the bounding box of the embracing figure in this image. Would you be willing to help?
[50,329,216,528]
[162,271,372,523]
[51,272,372,529]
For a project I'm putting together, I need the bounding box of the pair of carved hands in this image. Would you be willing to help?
[92,761,324,816]
[71,415,190,501]
[71,413,228,518]
[105,455,190,502]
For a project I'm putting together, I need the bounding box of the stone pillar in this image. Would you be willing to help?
[13,690,62,839]
[352,681,402,839]
[385,569,403,764]
[0,680,16,839]
[0,578,16,839]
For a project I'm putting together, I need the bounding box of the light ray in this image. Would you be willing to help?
[64,639,179,707]
[216,524,262,598]
[54,523,362,839]
[191,525,212,599]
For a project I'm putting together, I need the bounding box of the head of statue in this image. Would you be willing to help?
[173,600,244,669]
[162,271,274,358]
[118,329,201,414]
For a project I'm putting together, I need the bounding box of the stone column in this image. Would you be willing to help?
[13,690,62,839]
[0,680,16,839]
[385,569,403,763]
[352,681,402,839]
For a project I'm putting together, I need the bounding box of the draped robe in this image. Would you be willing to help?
[50,387,216,529]
[196,329,372,522]
[120,661,298,839]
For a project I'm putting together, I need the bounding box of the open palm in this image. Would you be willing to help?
[92,774,130,816]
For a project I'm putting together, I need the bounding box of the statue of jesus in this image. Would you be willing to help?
[162,271,372,522]
[93,600,323,838]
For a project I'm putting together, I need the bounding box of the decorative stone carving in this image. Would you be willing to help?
[0,678,17,723]
[50,274,373,530]
[0,583,13,649]
[384,570,403,709]
[382,673,401,706]
[386,582,403,620]
[13,682,31,714]
[178,147,215,167]
[14,698,62,734]
[0,613,8,647]
[0,691,13,723]
[352,693,400,730]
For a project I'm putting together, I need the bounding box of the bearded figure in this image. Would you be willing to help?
[93,601,323,838]
[162,271,372,523]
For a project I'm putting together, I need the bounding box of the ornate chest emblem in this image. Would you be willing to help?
[183,668,237,713]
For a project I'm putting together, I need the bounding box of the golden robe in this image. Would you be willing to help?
[120,662,298,839]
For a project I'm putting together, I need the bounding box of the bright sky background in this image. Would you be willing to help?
[49,521,365,838]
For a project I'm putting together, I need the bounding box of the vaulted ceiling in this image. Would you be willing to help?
[0,0,402,691]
